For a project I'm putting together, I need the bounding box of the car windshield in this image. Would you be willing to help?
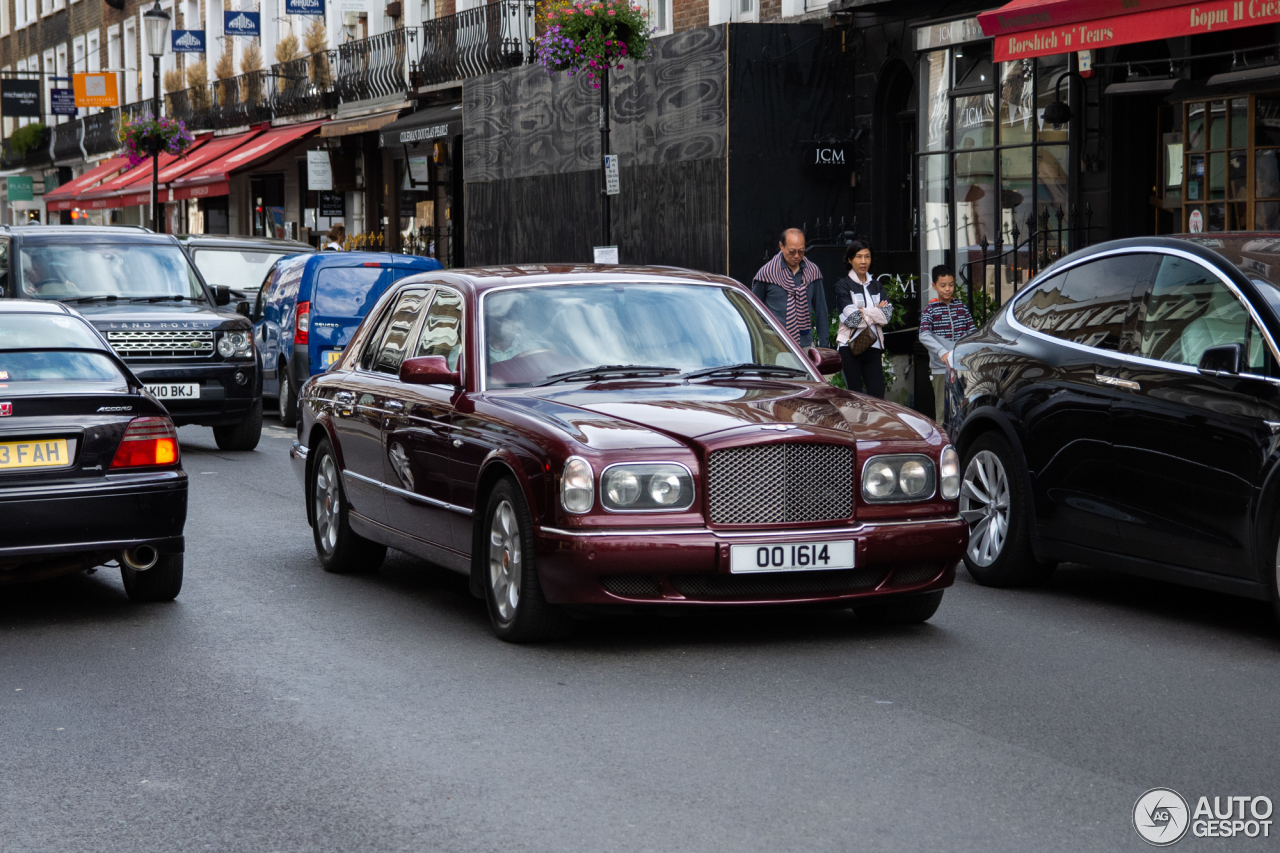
[192,248,293,292]
[0,314,124,391]
[483,283,808,389]
[19,242,205,302]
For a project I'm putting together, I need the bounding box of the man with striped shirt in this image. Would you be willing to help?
[751,228,829,348]
[919,264,976,422]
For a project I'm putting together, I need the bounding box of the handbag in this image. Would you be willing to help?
[847,326,875,355]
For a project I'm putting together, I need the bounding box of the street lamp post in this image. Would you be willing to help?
[143,1,171,233]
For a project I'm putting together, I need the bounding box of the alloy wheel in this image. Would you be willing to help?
[314,453,341,555]
[960,449,1010,567]
[488,499,522,622]
[278,378,291,420]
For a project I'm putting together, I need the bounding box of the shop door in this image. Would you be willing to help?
[251,173,286,237]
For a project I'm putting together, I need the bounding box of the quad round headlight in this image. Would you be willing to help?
[600,463,694,511]
[861,455,937,503]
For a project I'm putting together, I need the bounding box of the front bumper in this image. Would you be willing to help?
[128,361,261,427]
[534,516,968,606]
[0,471,187,567]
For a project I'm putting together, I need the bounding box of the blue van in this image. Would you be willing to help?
[252,251,442,425]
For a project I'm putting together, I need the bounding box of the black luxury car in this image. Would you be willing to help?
[949,234,1280,620]
[1,226,263,451]
[0,300,186,600]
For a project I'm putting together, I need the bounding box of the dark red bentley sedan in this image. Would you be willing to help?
[290,266,967,641]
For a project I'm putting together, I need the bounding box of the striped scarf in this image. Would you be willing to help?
[754,253,822,342]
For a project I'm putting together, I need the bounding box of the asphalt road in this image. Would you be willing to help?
[2,419,1278,853]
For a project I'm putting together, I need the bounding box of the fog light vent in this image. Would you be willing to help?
[600,575,661,598]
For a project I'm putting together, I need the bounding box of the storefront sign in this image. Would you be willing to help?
[399,124,451,144]
[1189,209,1204,233]
[915,17,985,51]
[1,79,41,118]
[407,155,431,184]
[6,176,33,201]
[224,11,261,37]
[172,30,207,53]
[319,192,345,218]
[307,150,333,191]
[73,73,119,108]
[604,154,620,195]
[51,88,76,117]
[994,0,1280,61]
[593,245,619,264]
[285,0,325,14]
[806,145,849,167]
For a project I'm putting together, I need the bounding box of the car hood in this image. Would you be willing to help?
[71,301,250,331]
[500,380,939,448]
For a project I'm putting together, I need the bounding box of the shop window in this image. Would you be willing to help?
[1176,97,1280,233]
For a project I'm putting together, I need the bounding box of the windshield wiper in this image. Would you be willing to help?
[536,364,680,386]
[680,362,810,379]
[64,295,119,304]
[131,295,195,303]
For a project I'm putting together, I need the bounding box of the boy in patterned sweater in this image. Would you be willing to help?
[918,264,976,422]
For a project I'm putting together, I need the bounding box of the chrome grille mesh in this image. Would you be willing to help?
[707,444,853,524]
[106,330,215,358]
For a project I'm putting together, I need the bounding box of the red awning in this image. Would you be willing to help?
[988,0,1280,61]
[44,157,130,211]
[117,129,264,207]
[171,120,325,200]
[78,136,212,209]
[978,0,1188,37]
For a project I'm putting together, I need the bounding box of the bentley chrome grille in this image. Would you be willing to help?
[707,443,854,524]
[106,330,215,358]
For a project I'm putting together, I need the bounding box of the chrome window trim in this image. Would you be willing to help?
[599,460,696,513]
[477,279,823,393]
[1005,245,1280,377]
[343,468,473,516]
[860,453,938,504]
[538,515,963,538]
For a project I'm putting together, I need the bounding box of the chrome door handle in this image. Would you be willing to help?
[385,400,405,411]
[452,439,463,448]
[1095,373,1140,391]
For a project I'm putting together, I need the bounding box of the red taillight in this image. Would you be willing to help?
[110,417,180,469]
[295,300,310,345]
[362,262,381,267]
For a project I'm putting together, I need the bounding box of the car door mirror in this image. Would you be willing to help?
[1198,343,1244,375]
[806,346,842,374]
[236,301,251,317]
[400,355,460,386]
[211,285,232,306]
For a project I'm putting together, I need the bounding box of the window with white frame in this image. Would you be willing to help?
[25,0,35,25]
[123,19,137,104]
[645,0,671,35]
[86,31,101,114]
[0,0,8,35]
[709,0,756,24]
[42,50,55,122]
[73,36,85,72]
[53,0,65,13]
[419,0,433,21]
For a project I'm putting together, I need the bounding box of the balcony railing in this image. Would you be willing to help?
[52,120,82,161]
[271,51,339,119]
[337,28,409,103]
[413,0,535,88]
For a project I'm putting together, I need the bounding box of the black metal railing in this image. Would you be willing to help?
[52,121,81,161]
[211,70,273,128]
[413,0,535,88]
[270,52,339,119]
[337,28,408,103]
[83,109,119,156]
[167,86,214,130]
[401,225,456,267]
[959,204,1095,325]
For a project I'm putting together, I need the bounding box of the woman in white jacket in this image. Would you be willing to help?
[834,241,893,398]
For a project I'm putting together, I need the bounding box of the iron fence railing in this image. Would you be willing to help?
[337,28,408,103]
[401,225,457,268]
[413,0,535,88]
[52,121,81,161]
[959,204,1095,325]
[270,52,339,119]
[83,109,119,156]
[211,70,273,128]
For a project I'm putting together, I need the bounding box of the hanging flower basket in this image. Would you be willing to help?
[536,0,653,88]
[117,115,196,169]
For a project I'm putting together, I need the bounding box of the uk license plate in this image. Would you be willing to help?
[324,350,342,367]
[730,540,855,574]
[0,438,71,470]
[145,383,200,400]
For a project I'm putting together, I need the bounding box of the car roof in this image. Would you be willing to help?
[0,300,73,314]
[297,252,443,273]
[13,227,180,247]
[389,264,744,296]
[8,225,155,236]
[179,234,315,251]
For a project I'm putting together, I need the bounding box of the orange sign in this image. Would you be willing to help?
[72,73,119,108]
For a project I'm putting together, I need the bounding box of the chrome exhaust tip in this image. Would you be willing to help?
[121,545,159,571]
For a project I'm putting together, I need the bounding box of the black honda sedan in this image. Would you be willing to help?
[949,234,1280,621]
[0,301,187,600]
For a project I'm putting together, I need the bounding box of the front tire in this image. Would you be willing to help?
[852,590,944,625]
[122,554,183,602]
[213,398,263,451]
[960,432,1053,587]
[311,439,386,574]
[482,478,572,643]
[278,367,298,428]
